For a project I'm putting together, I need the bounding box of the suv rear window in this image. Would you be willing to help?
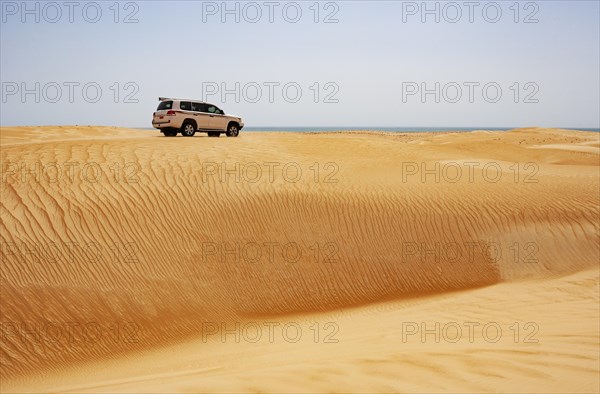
[180,101,192,111]
[157,101,172,111]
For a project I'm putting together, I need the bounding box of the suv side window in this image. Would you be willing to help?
[191,102,204,112]
[207,105,222,114]
[180,101,192,111]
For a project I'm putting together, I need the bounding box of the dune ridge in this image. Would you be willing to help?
[1,126,598,383]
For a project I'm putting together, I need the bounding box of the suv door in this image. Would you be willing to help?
[191,102,211,130]
[206,104,228,131]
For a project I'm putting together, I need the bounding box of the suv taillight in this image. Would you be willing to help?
[166,110,176,116]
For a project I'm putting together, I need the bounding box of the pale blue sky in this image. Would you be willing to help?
[1,0,599,128]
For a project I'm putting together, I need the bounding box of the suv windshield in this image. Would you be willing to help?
[157,101,173,111]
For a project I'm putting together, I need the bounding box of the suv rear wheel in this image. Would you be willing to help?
[226,123,239,137]
[181,121,196,137]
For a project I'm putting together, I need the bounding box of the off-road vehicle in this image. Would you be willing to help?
[152,97,244,137]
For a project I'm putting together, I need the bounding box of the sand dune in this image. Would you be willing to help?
[1,126,598,392]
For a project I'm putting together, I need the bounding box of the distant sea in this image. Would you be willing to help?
[242,127,600,132]
[143,127,600,132]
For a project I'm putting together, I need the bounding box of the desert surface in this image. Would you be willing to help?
[1,126,598,393]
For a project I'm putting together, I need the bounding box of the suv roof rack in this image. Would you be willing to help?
[158,97,206,103]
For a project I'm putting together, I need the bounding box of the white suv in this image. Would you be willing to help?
[152,98,244,137]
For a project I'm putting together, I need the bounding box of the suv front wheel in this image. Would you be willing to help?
[181,121,196,137]
[226,123,239,137]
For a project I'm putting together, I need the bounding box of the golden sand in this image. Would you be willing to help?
[1,126,598,392]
